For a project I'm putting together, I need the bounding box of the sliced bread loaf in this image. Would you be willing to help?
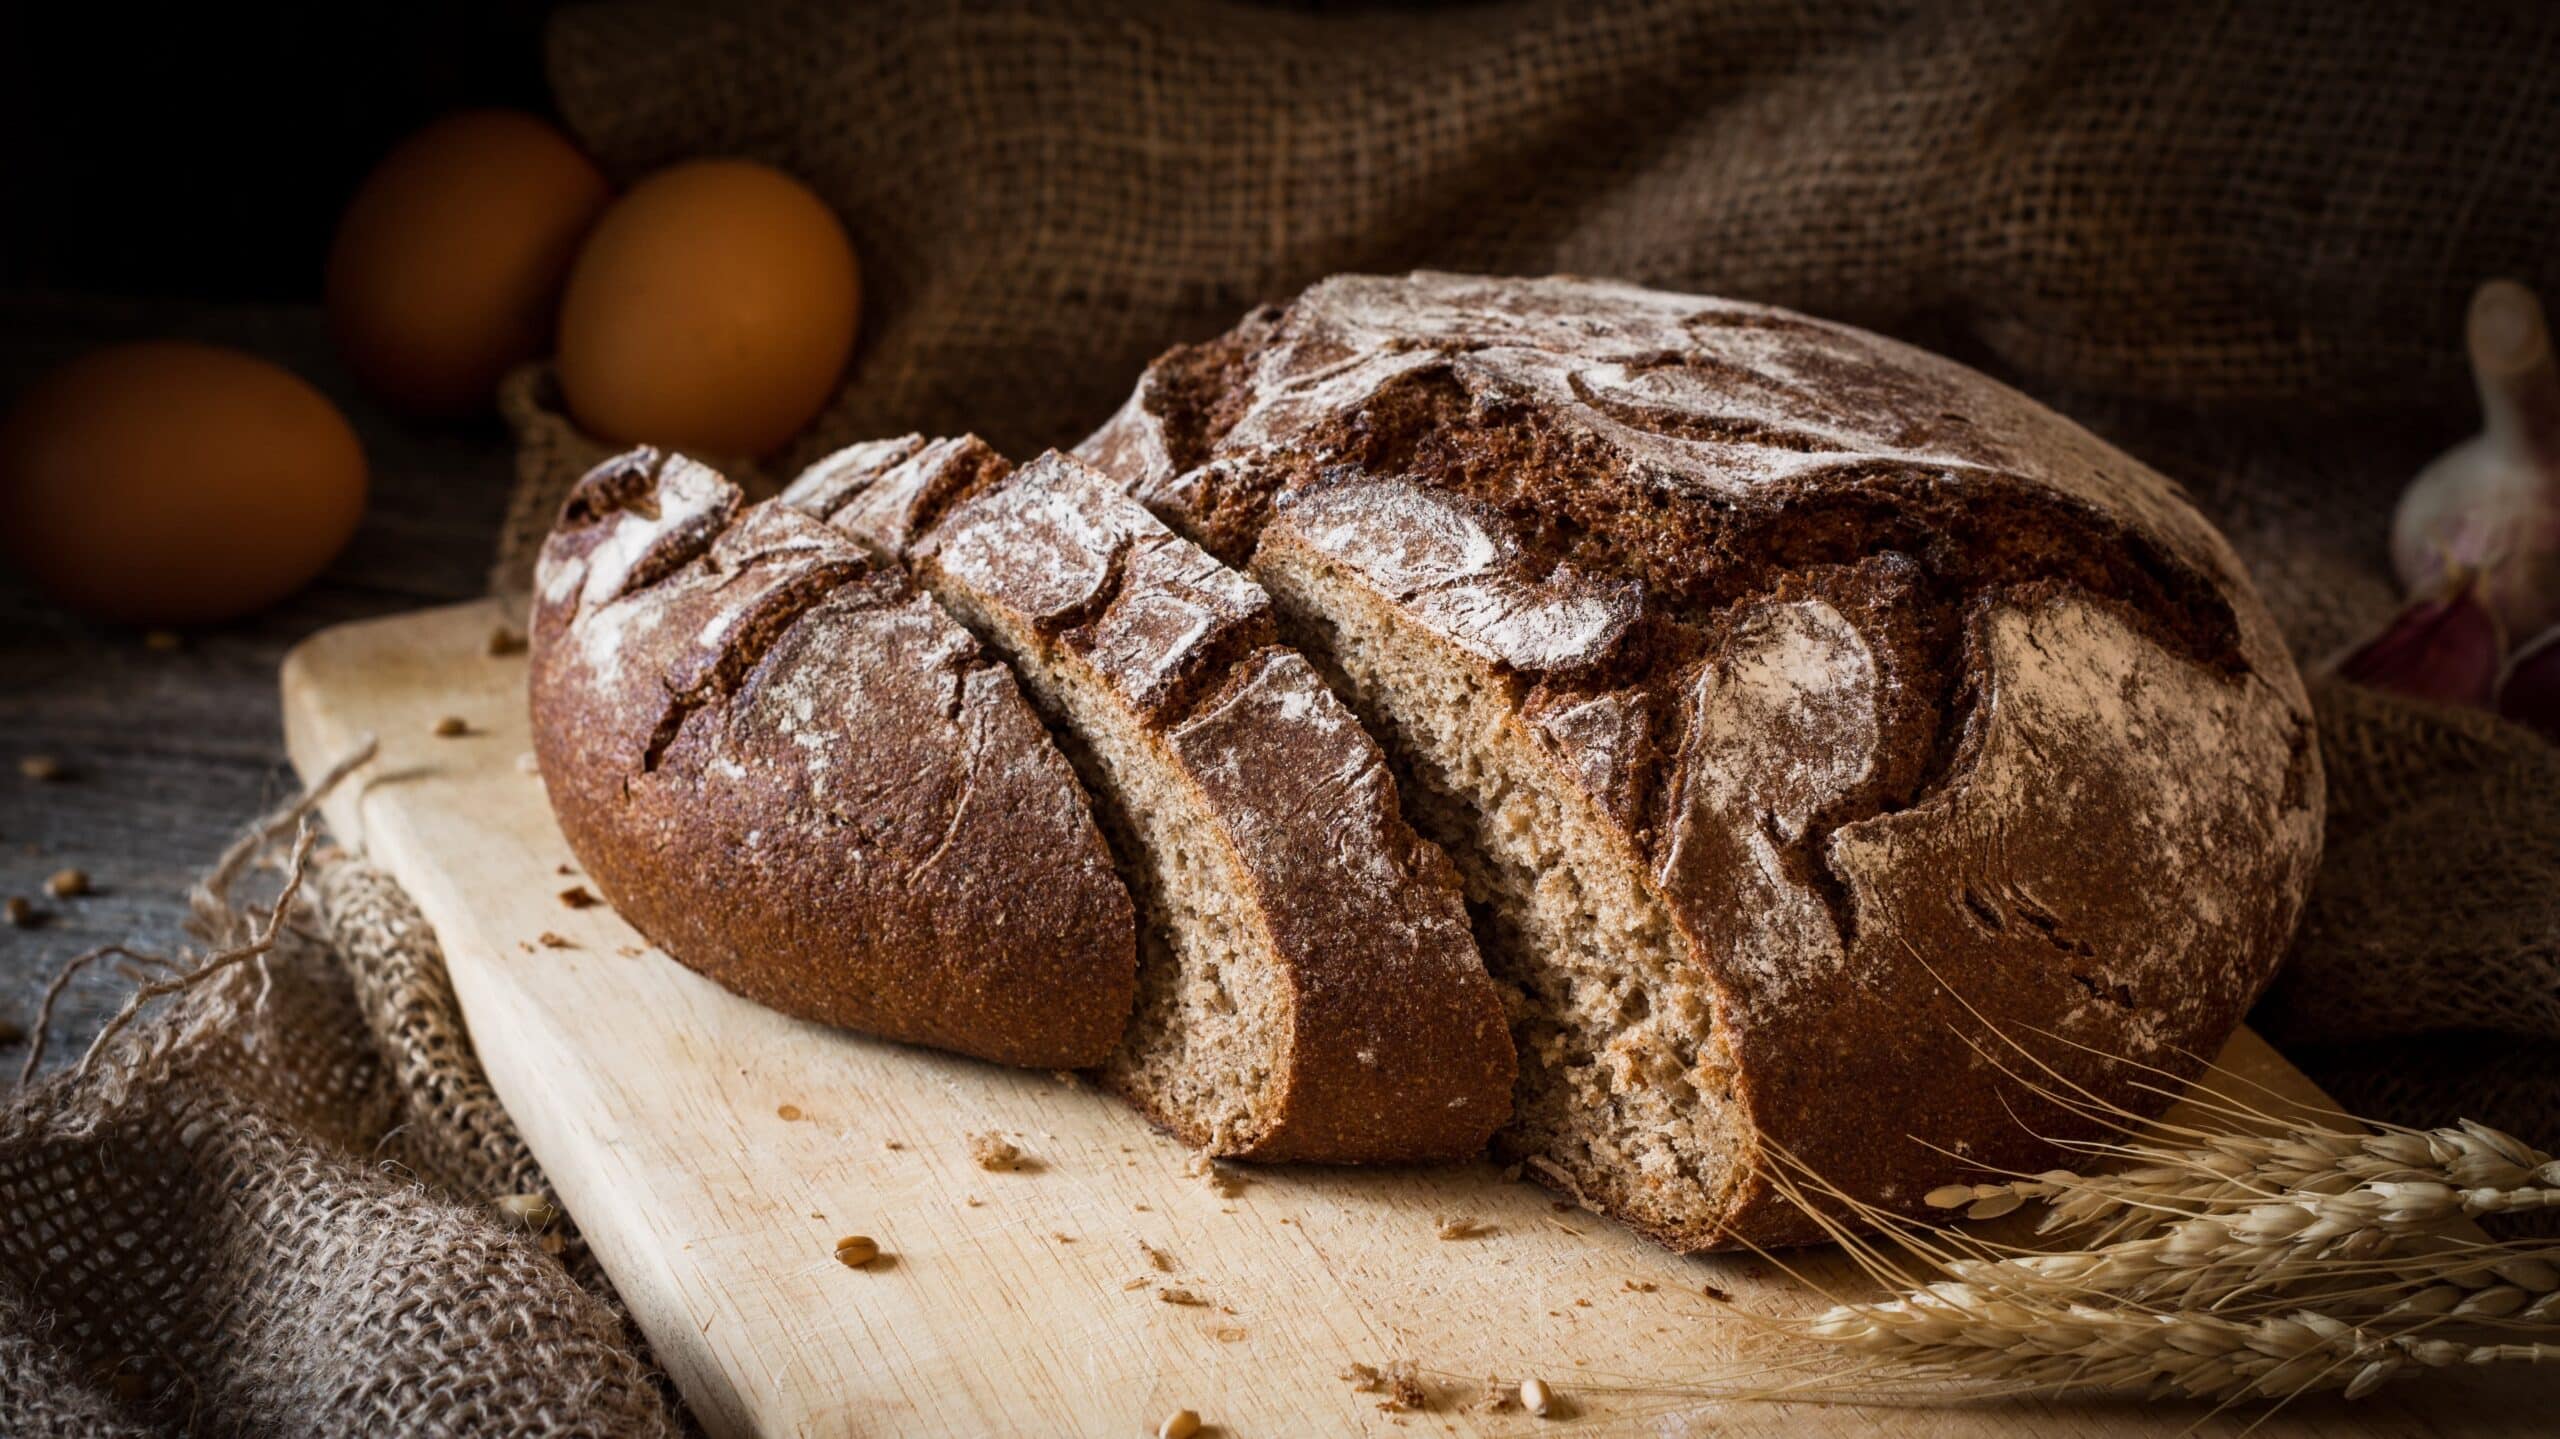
[895,450,1516,1162]
[530,448,1136,1067]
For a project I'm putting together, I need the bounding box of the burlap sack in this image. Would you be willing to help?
[9,1,2556,1431]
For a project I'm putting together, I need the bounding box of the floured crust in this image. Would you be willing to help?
[529,448,1137,1068]
[1083,271,2324,1247]
[913,453,1515,1162]
[779,432,1016,555]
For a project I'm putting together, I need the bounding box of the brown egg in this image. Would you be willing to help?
[0,342,367,624]
[556,159,861,458]
[328,110,612,415]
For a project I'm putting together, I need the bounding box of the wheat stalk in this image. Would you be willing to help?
[1694,1024,2560,1411]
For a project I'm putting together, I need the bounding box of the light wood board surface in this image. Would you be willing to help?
[282,599,2543,1437]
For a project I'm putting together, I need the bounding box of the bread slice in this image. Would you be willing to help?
[530,448,1136,1067]
[1251,483,1749,1235]
[901,451,1514,1162]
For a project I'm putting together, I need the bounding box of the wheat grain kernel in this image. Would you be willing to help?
[1157,1409,1200,1439]
[44,868,89,899]
[432,715,469,737]
[1519,1377,1554,1416]
[833,1235,880,1268]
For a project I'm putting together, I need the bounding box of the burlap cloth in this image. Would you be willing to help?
[9,2,2558,1432]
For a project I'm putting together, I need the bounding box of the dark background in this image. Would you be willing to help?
[1,4,555,301]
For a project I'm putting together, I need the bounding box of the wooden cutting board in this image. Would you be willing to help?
[282,600,2538,1438]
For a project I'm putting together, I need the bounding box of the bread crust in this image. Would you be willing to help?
[529,448,1137,1068]
[1082,272,2325,1246]
[912,452,1516,1162]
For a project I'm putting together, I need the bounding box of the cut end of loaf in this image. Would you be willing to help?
[1254,529,1758,1246]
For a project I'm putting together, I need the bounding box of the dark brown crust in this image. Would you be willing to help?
[911,452,1516,1163]
[529,448,1137,1069]
[1082,272,2324,1248]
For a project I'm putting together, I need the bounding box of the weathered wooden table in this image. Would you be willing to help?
[0,293,515,1076]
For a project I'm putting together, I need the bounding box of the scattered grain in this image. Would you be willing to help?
[44,868,88,899]
[1436,1216,1492,1240]
[494,1193,559,1228]
[1157,1409,1200,1439]
[432,715,470,737]
[776,1104,803,1122]
[19,755,63,782]
[1519,1378,1554,1417]
[5,897,36,928]
[832,1235,880,1268]
[558,886,600,909]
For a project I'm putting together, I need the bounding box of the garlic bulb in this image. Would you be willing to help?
[2336,582,2502,708]
[2390,279,2560,642]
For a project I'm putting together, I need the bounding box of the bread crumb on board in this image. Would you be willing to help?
[1155,1286,1210,1307]
[536,931,577,950]
[967,1131,1028,1171]
[1182,1152,1245,1196]
[557,885,600,909]
[1342,1360,1428,1412]
[1435,1216,1492,1240]
[1137,1239,1174,1272]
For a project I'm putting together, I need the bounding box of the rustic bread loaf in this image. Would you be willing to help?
[877,450,1516,1162]
[529,448,1136,1068]
[1079,271,2324,1248]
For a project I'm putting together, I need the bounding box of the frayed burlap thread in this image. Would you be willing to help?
[0,810,677,1436]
